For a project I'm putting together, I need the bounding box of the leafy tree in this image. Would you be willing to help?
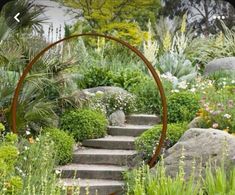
[54,0,161,45]
[159,0,235,35]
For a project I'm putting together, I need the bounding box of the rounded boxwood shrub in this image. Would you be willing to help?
[46,128,75,165]
[167,91,200,123]
[135,123,187,161]
[60,109,108,142]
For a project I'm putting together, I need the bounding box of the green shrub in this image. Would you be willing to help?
[135,123,187,161]
[46,128,75,165]
[60,109,108,142]
[112,69,146,91]
[79,66,114,88]
[131,78,172,114]
[0,130,22,194]
[130,78,161,114]
[167,91,200,123]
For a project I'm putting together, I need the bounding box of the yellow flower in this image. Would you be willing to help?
[181,13,187,34]
[163,31,171,52]
[223,128,229,133]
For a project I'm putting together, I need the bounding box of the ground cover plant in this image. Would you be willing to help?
[135,123,187,161]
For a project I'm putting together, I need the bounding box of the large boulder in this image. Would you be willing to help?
[163,128,235,178]
[187,117,202,129]
[204,57,235,75]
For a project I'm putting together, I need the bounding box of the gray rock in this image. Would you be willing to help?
[162,128,235,179]
[109,110,126,126]
[187,117,202,129]
[204,57,235,75]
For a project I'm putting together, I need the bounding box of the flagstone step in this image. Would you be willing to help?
[126,114,161,125]
[59,178,124,195]
[82,136,135,150]
[58,164,127,180]
[73,148,137,166]
[108,125,152,137]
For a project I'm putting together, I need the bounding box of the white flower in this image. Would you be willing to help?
[161,72,178,84]
[178,80,188,89]
[24,146,29,151]
[171,89,179,93]
[55,170,61,175]
[212,123,219,128]
[224,114,231,119]
[190,88,196,92]
[26,131,31,135]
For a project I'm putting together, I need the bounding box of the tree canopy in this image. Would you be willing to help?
[55,0,161,45]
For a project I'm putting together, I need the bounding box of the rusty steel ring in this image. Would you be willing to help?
[11,33,167,168]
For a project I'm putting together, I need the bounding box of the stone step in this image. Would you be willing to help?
[57,164,127,180]
[82,136,135,150]
[73,148,137,166]
[108,125,152,137]
[59,178,124,195]
[126,114,161,125]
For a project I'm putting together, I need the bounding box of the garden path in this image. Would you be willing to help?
[57,114,160,195]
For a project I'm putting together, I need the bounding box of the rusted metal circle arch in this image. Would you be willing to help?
[11,33,167,168]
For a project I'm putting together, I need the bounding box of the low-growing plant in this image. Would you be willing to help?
[167,91,200,123]
[135,123,187,161]
[124,159,201,195]
[124,157,235,195]
[198,86,235,133]
[88,91,136,116]
[60,108,108,142]
[45,128,75,165]
[103,92,136,115]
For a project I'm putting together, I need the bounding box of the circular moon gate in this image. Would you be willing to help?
[11,33,167,168]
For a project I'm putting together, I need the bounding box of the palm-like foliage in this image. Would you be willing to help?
[0,30,83,134]
[0,0,46,42]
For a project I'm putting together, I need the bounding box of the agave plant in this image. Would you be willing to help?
[156,52,197,87]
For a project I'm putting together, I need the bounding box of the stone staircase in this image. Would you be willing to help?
[58,114,160,195]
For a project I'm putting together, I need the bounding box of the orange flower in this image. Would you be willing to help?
[196,108,203,117]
